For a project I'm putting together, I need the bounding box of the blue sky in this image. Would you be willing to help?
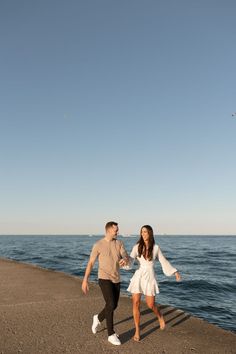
[0,0,235,235]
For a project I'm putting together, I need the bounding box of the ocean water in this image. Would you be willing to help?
[0,235,235,333]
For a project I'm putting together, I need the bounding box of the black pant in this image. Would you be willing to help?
[98,279,120,336]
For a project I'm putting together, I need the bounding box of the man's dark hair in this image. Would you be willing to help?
[105,221,118,231]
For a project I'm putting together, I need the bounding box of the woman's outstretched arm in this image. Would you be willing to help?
[158,246,181,280]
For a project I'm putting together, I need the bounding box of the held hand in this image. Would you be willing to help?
[175,271,181,282]
[119,257,132,270]
[119,258,127,267]
[82,279,89,294]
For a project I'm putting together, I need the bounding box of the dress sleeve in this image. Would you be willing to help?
[157,246,177,276]
[130,244,138,259]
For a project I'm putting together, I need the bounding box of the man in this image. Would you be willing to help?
[82,221,129,346]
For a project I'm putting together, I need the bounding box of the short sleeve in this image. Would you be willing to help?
[89,243,99,262]
[130,244,138,259]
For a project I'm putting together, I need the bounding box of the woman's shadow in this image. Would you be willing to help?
[114,305,191,344]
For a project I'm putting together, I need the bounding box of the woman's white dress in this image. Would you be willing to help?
[127,244,177,296]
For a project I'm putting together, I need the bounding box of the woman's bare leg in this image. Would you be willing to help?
[145,295,165,330]
[132,293,141,340]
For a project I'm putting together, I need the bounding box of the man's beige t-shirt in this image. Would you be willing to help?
[89,238,128,283]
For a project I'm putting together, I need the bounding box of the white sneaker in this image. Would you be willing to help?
[91,314,100,334]
[108,333,121,346]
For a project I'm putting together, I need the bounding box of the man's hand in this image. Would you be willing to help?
[119,257,132,270]
[82,279,89,294]
[175,271,181,282]
[119,256,130,267]
[81,259,95,294]
[119,258,127,267]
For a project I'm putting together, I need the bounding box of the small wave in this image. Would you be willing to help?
[176,279,236,293]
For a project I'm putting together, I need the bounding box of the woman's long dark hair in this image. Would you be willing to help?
[137,225,155,260]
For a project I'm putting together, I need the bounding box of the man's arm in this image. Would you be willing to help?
[81,258,96,294]
[119,241,131,267]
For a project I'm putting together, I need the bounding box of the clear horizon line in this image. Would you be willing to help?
[0,233,236,237]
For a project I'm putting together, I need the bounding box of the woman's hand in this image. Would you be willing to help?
[119,258,127,267]
[119,257,132,270]
[119,256,131,267]
[175,271,181,282]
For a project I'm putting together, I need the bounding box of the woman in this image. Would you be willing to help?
[127,225,181,341]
